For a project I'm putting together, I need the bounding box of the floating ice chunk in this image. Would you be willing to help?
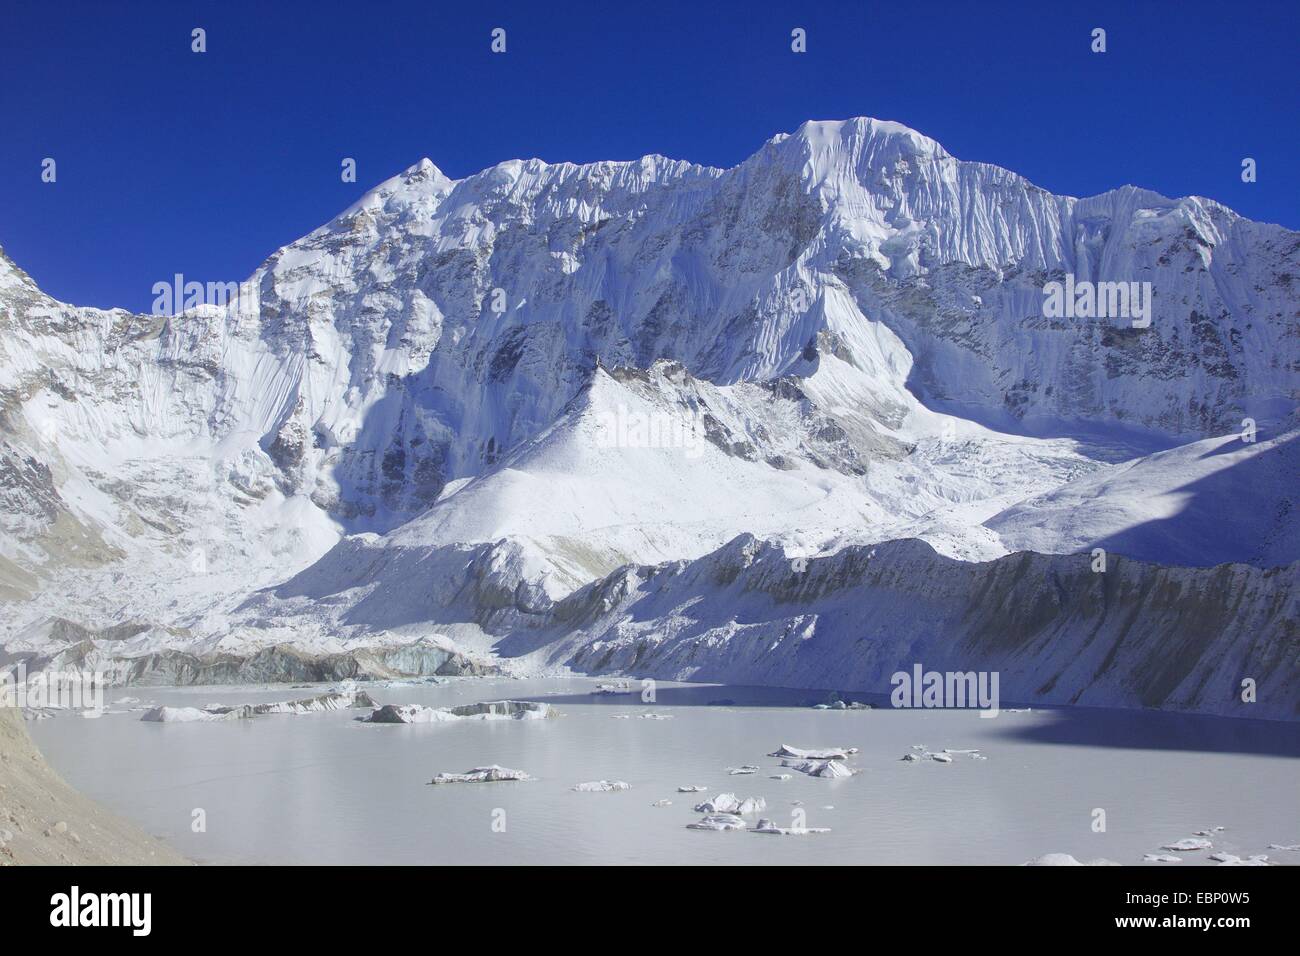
[900,753,923,762]
[1267,843,1299,851]
[1210,853,1270,866]
[140,705,252,722]
[365,700,555,723]
[1023,854,1118,866]
[930,753,953,763]
[651,799,672,807]
[693,793,766,814]
[728,766,760,775]
[1144,854,1182,863]
[1024,853,1084,866]
[593,681,636,695]
[686,813,747,831]
[752,818,831,835]
[783,758,853,778]
[1160,838,1212,851]
[677,785,707,793]
[573,780,631,792]
[769,745,857,760]
[770,774,792,781]
[944,749,981,755]
[429,765,532,785]
[254,690,378,715]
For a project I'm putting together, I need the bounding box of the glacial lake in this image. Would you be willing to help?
[29,677,1300,866]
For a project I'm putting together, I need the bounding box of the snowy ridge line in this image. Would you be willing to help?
[1,115,1296,707]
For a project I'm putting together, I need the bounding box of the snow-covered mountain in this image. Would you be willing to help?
[2,117,1296,715]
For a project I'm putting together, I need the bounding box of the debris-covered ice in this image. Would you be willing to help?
[429,765,533,785]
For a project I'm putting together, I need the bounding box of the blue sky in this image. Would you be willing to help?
[1,0,1296,313]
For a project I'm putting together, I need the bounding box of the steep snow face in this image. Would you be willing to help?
[0,116,1297,689]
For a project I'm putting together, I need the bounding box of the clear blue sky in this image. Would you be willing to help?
[2,0,1296,313]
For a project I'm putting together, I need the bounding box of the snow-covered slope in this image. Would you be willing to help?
[988,432,1299,567]
[1,116,1296,712]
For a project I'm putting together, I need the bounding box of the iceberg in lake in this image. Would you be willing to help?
[364,700,555,723]
[752,818,830,835]
[769,745,856,760]
[429,765,533,785]
[687,813,747,831]
[782,758,853,778]
[693,793,766,814]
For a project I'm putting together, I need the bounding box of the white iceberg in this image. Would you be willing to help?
[752,818,830,835]
[1143,854,1182,863]
[768,745,856,760]
[253,689,378,715]
[1161,838,1212,851]
[692,793,766,814]
[687,813,747,831]
[783,758,853,778]
[1209,853,1270,866]
[429,765,533,785]
[573,780,631,792]
[140,704,255,722]
[365,700,555,723]
[1024,854,1119,866]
